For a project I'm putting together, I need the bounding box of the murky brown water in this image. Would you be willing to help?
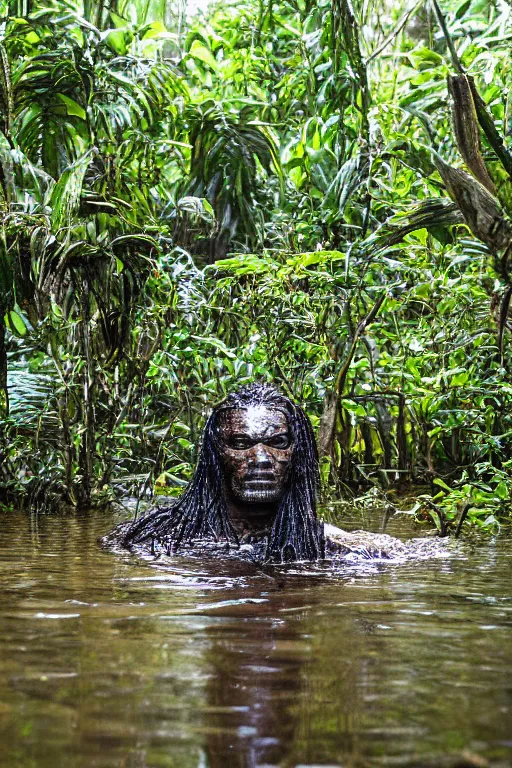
[0,508,511,768]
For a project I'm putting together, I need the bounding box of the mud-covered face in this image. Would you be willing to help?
[217,406,294,504]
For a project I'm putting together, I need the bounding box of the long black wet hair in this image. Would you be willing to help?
[122,383,325,562]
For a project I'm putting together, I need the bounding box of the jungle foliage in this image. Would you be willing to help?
[2,0,512,535]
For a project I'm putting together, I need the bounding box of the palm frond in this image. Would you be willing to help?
[0,41,13,139]
[361,198,464,254]
[49,149,94,230]
[7,355,58,433]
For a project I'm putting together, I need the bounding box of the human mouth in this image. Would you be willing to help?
[244,472,276,485]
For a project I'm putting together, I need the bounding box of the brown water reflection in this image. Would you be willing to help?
[0,509,511,768]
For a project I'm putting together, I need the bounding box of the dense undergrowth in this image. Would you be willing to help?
[2,0,512,535]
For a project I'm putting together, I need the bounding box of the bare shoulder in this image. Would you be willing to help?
[324,522,408,559]
[323,522,452,561]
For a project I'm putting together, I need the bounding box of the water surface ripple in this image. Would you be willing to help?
[0,510,511,768]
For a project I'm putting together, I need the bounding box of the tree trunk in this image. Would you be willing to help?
[317,390,338,460]
[396,394,408,473]
[0,323,8,418]
[317,293,386,460]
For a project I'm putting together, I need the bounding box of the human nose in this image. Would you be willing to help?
[248,443,273,468]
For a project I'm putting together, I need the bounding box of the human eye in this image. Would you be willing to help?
[267,434,291,449]
[227,436,253,450]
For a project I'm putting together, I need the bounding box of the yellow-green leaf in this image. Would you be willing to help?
[188,40,219,72]
[7,310,28,337]
[56,94,86,120]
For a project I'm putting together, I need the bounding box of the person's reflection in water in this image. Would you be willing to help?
[198,584,365,768]
[111,383,407,563]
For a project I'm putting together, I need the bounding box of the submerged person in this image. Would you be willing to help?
[108,383,439,564]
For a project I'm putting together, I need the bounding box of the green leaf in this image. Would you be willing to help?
[450,371,469,387]
[214,254,277,276]
[189,335,237,359]
[141,21,176,41]
[110,11,128,28]
[433,478,452,492]
[428,509,442,531]
[177,196,215,222]
[188,40,219,72]
[56,94,86,120]
[286,250,344,268]
[49,150,93,229]
[6,310,28,337]
[103,29,129,55]
[410,47,444,69]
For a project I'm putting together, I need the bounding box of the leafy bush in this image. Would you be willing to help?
[2,0,512,536]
